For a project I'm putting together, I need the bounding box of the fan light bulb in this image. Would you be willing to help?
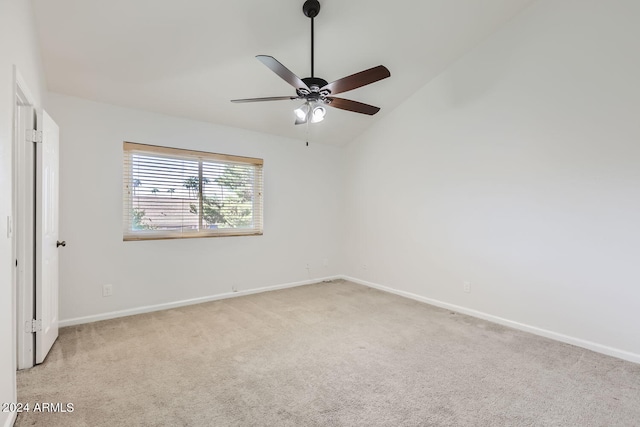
[294,103,310,120]
[311,105,326,123]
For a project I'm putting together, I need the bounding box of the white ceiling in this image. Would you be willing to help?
[33,0,534,146]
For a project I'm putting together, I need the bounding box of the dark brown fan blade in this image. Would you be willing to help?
[231,96,300,103]
[326,97,381,115]
[256,55,310,91]
[321,65,390,95]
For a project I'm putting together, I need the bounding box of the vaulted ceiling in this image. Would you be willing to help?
[33,0,534,146]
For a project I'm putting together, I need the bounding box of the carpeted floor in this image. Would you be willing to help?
[16,280,640,426]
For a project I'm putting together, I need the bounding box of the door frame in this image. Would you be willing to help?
[13,67,37,370]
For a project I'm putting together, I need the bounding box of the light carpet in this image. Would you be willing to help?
[16,280,640,426]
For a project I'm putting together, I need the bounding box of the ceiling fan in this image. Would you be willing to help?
[231,0,391,125]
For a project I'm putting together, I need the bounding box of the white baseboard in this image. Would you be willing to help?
[342,275,640,365]
[58,273,639,365]
[59,275,342,327]
[3,411,17,427]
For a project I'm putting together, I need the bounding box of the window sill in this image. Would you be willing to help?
[123,231,263,241]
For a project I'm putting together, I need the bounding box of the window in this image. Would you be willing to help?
[123,142,263,240]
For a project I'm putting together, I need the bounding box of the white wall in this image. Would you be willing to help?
[0,1,47,425]
[46,93,343,323]
[344,0,640,361]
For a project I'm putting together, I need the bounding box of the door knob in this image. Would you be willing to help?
[56,240,66,248]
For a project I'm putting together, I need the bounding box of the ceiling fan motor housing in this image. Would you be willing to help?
[298,77,330,98]
[303,0,321,18]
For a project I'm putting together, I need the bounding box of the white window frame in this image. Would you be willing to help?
[123,142,263,241]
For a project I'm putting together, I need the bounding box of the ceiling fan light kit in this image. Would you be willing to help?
[294,101,326,125]
[231,0,390,126]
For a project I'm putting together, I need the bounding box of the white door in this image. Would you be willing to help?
[35,111,60,364]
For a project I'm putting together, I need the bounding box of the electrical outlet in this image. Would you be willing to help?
[103,284,113,297]
[362,264,368,271]
[232,284,238,293]
[463,281,471,293]
[323,258,329,268]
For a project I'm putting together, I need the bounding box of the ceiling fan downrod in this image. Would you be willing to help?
[303,0,321,78]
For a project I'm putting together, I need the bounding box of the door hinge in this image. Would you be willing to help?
[27,130,43,143]
[25,319,42,333]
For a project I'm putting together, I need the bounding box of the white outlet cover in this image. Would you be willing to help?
[103,284,113,297]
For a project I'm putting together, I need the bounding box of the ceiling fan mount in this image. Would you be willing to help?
[302,0,321,19]
[231,0,390,125]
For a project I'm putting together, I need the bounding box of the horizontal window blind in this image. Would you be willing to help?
[123,142,263,240]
